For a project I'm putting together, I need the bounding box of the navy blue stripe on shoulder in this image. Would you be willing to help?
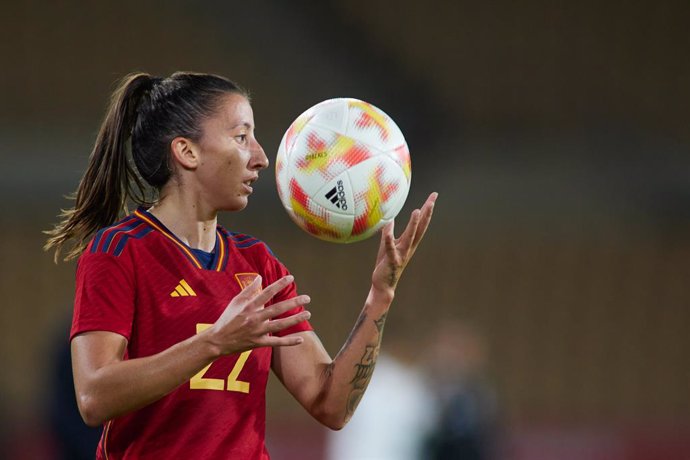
[225,230,274,256]
[90,215,151,256]
[91,215,138,254]
[113,226,154,256]
[228,231,260,248]
[231,233,255,242]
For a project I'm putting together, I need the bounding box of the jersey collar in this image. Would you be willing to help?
[134,207,228,271]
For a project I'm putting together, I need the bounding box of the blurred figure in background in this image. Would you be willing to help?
[48,322,102,460]
[424,320,501,460]
[326,337,435,460]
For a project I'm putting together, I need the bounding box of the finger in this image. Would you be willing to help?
[265,310,312,334]
[384,222,400,266]
[410,192,437,248]
[377,221,394,261]
[262,334,305,347]
[397,208,421,255]
[258,294,311,321]
[246,275,295,309]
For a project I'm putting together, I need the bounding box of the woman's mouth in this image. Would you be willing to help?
[243,177,258,193]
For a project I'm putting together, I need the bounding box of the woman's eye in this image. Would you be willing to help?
[235,134,247,143]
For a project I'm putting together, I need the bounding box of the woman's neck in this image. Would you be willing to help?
[147,193,218,252]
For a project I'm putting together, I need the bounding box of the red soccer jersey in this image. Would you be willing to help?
[71,208,312,459]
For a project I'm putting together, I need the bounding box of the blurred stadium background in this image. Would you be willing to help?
[1,1,689,459]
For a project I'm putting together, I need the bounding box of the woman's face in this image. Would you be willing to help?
[193,93,269,212]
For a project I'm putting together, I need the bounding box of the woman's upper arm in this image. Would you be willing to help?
[271,331,332,408]
[71,331,128,386]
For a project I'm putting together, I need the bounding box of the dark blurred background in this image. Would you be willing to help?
[1,1,689,459]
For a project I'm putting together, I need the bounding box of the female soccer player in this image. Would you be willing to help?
[46,72,437,459]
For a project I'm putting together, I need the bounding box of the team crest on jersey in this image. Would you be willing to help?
[235,273,261,294]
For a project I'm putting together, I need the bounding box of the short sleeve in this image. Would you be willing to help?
[70,251,135,342]
[266,253,313,337]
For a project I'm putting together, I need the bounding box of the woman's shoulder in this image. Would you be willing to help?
[217,227,277,258]
[85,212,155,258]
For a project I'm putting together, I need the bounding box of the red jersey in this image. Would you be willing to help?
[71,208,312,459]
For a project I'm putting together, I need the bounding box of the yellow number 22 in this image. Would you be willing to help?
[190,323,252,393]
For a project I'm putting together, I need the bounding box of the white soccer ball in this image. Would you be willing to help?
[275,98,412,243]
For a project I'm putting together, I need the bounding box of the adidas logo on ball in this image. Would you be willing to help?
[325,180,348,210]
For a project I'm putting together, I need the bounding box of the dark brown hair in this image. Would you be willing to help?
[45,72,247,261]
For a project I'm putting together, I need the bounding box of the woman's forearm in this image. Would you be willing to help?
[72,330,219,426]
[310,286,393,427]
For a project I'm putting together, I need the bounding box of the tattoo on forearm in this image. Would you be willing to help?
[345,311,388,418]
[342,313,367,352]
[387,266,399,288]
[346,345,376,414]
[374,312,387,334]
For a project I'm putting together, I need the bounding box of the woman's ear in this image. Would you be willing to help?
[170,137,199,170]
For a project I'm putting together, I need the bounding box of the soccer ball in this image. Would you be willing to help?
[275,98,412,243]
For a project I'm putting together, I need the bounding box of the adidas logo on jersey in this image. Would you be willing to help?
[325,180,348,210]
[170,279,197,297]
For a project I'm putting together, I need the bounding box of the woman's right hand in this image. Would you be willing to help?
[207,275,311,356]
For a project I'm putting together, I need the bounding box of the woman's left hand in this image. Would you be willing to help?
[371,192,438,298]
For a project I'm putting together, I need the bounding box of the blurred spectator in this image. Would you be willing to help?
[423,320,500,460]
[326,338,435,460]
[48,323,102,460]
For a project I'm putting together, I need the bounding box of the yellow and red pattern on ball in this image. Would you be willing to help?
[350,100,391,142]
[296,131,373,178]
[352,163,401,236]
[288,178,341,239]
[285,111,313,152]
[275,154,285,201]
[392,144,412,180]
[276,111,317,203]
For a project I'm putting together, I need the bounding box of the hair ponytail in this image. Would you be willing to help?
[46,71,246,262]
[45,73,154,261]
